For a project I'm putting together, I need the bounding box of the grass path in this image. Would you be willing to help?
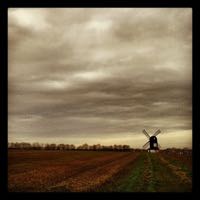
[99,152,192,192]
[150,153,192,192]
[99,152,155,192]
[155,154,192,190]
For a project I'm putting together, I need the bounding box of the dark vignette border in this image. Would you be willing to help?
[0,0,199,199]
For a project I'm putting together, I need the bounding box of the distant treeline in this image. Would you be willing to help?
[8,142,134,151]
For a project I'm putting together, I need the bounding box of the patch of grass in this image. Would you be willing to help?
[100,152,192,192]
[146,154,156,192]
[99,152,155,192]
[164,157,192,179]
[117,154,145,192]
[150,154,192,192]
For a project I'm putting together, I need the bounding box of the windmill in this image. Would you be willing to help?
[142,129,161,152]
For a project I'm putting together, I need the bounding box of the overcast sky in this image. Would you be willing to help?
[8,8,192,148]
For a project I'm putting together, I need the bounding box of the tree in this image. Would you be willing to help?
[123,145,130,151]
[69,144,75,150]
[82,143,89,150]
[58,144,65,150]
[32,142,41,150]
[49,143,56,150]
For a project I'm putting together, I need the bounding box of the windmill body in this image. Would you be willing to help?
[142,129,161,152]
[149,136,158,150]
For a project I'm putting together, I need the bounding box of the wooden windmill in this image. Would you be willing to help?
[142,129,161,152]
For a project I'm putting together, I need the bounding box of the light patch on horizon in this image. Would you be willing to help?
[8,8,192,148]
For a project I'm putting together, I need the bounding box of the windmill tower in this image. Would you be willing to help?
[142,129,161,153]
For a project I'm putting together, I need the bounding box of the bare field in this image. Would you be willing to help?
[8,150,192,192]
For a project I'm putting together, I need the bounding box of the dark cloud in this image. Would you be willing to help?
[8,8,192,148]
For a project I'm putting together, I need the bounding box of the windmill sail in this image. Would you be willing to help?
[152,129,161,137]
[143,141,150,149]
[142,129,150,139]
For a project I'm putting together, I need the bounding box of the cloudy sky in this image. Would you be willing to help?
[8,8,192,148]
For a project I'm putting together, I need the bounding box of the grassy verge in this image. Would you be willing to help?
[98,152,155,192]
[159,153,192,179]
[98,152,192,192]
[150,154,192,192]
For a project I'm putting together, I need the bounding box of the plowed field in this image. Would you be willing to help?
[8,150,192,192]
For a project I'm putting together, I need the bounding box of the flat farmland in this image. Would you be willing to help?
[8,150,192,192]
